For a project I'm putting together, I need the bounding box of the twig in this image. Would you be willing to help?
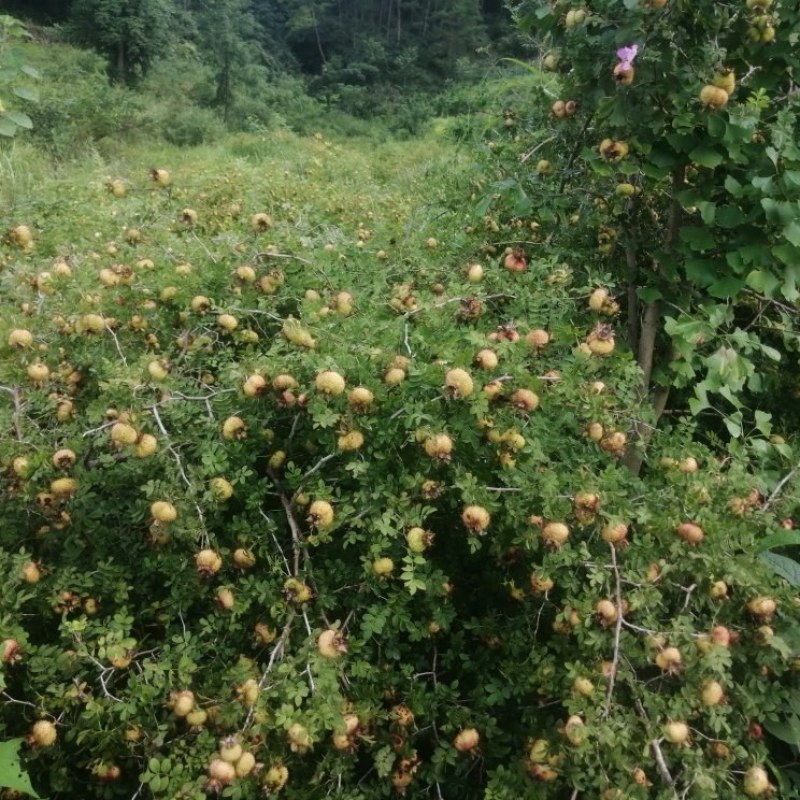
[520,136,557,163]
[190,231,217,263]
[0,385,25,441]
[635,700,674,787]
[1,691,39,710]
[762,462,800,512]
[297,453,337,486]
[104,323,128,366]
[602,543,624,719]
[243,615,295,730]
[254,251,312,264]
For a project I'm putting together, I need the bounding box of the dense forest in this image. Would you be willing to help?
[7,0,514,96]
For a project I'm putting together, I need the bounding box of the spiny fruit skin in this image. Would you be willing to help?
[444,367,474,398]
[317,628,347,658]
[510,388,540,412]
[663,721,690,744]
[171,689,195,717]
[453,728,480,752]
[462,505,491,535]
[713,69,736,95]
[424,433,453,461]
[406,527,433,553]
[209,477,234,501]
[208,758,236,785]
[111,422,138,446]
[31,719,58,747]
[747,596,777,619]
[308,499,334,528]
[348,386,374,412]
[222,415,247,440]
[700,85,729,110]
[372,557,395,577]
[8,328,34,348]
[232,548,256,569]
[263,765,289,792]
[337,430,364,451]
[219,737,243,764]
[541,521,570,548]
[243,374,267,397]
[134,433,158,458]
[235,751,256,778]
[743,766,770,796]
[195,549,223,576]
[315,370,346,395]
[151,501,178,523]
[251,212,273,232]
[52,448,77,469]
[701,680,725,706]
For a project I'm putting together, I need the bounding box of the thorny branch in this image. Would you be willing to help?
[635,699,675,788]
[0,385,25,441]
[762,461,800,512]
[602,543,624,719]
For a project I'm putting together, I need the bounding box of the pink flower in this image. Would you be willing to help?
[615,44,638,71]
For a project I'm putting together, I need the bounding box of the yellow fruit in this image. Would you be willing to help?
[27,363,50,383]
[444,368,474,398]
[337,430,364,451]
[151,168,171,186]
[217,313,238,332]
[700,85,729,110]
[111,422,138,446]
[232,548,256,568]
[134,434,158,458]
[384,367,406,386]
[8,328,33,348]
[713,70,735,94]
[195,549,223,576]
[251,212,273,232]
[462,505,490,535]
[663,721,690,744]
[315,370,346,395]
[50,477,77,498]
[542,521,570,548]
[222,415,247,439]
[372,557,394,577]
[31,719,57,747]
[308,499,334,528]
[10,224,33,247]
[318,628,347,658]
[453,728,480,752]
[743,766,770,796]
[348,386,374,412]
[208,758,236,785]
[151,501,178,523]
[235,751,256,778]
[209,477,234,501]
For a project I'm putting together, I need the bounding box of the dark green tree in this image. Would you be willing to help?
[67,0,173,83]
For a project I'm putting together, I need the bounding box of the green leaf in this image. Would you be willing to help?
[758,531,800,553]
[680,226,715,251]
[695,201,716,225]
[784,222,800,248]
[745,269,781,297]
[760,551,800,587]
[763,716,800,746]
[761,198,799,225]
[724,175,743,197]
[0,739,40,797]
[12,86,38,103]
[3,111,32,129]
[708,277,744,298]
[688,145,724,168]
[636,286,662,303]
[20,65,40,79]
[0,117,18,136]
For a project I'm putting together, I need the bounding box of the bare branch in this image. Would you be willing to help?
[602,543,624,719]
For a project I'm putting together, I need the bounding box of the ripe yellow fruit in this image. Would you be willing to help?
[77,313,106,334]
[348,386,374,412]
[474,348,499,369]
[510,388,540,412]
[151,168,171,186]
[384,367,406,386]
[541,521,570,548]
[743,766,770,796]
[52,448,77,469]
[251,212,273,232]
[337,430,364,451]
[676,522,704,545]
[462,505,491,535]
[315,370,346,395]
[27,362,50,383]
[217,313,238,332]
[445,368,474,398]
[222,415,247,439]
[372,557,394,577]
[10,224,33,247]
[263,765,289,792]
[31,719,57,747]
[700,85,729,110]
[243,374,268,397]
[147,360,169,381]
[318,628,347,658]
[134,433,158,458]
[713,69,735,95]
[232,548,256,569]
[235,751,256,778]
[208,758,236,785]
[287,723,312,753]
[216,587,235,610]
[50,477,77,498]
[151,501,178,523]
[308,499,334,528]
[8,328,33,348]
[424,433,453,460]
[195,549,223,576]
[701,680,725,706]
[663,721,690,744]
[209,477,234,501]
[111,422,138,446]
[453,728,480,752]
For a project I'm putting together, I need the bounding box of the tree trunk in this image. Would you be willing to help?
[621,166,685,475]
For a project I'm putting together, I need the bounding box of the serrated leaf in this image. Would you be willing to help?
[0,739,40,797]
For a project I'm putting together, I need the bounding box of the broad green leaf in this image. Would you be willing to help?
[745,269,781,297]
[761,551,800,587]
[680,226,715,251]
[688,145,724,168]
[761,198,799,225]
[0,116,18,136]
[784,222,800,248]
[20,64,40,79]
[708,277,744,298]
[4,111,32,129]
[695,201,716,225]
[724,175,743,197]
[763,716,800,746]
[758,531,800,553]
[0,739,40,797]
[12,86,38,103]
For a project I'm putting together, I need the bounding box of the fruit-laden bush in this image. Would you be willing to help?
[0,148,799,800]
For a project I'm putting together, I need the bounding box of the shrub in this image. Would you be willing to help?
[0,135,798,799]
